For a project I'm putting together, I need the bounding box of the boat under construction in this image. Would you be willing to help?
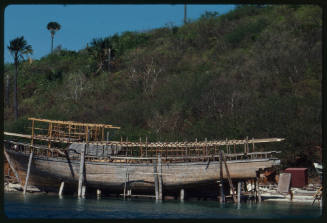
[4,117,284,199]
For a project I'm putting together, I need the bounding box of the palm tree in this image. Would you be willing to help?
[47,22,61,53]
[7,36,33,120]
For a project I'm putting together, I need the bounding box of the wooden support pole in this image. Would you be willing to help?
[82,185,86,198]
[145,136,148,157]
[4,150,22,186]
[158,154,163,200]
[59,181,65,196]
[221,151,237,203]
[219,150,225,203]
[246,136,249,153]
[180,188,185,201]
[256,178,261,203]
[31,120,35,146]
[48,123,52,150]
[153,159,159,200]
[97,189,101,197]
[77,144,86,197]
[68,124,71,142]
[237,181,241,204]
[123,169,128,199]
[85,126,89,143]
[23,149,34,194]
[140,137,143,157]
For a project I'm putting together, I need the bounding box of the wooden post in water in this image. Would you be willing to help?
[4,150,22,187]
[158,154,163,200]
[180,188,185,201]
[97,189,101,197]
[237,181,241,204]
[23,149,34,194]
[82,185,86,198]
[77,144,86,197]
[222,151,237,203]
[124,169,128,199]
[153,159,159,200]
[256,178,261,203]
[219,150,225,203]
[59,181,65,196]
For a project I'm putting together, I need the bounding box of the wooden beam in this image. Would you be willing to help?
[4,149,22,186]
[158,154,163,200]
[23,150,34,194]
[180,188,185,201]
[77,144,86,197]
[219,150,225,203]
[256,178,261,203]
[59,181,65,196]
[237,181,241,204]
[28,117,120,129]
[154,159,159,200]
[222,151,237,203]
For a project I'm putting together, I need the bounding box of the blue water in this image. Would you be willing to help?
[4,192,322,219]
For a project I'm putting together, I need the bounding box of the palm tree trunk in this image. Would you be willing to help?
[51,35,54,53]
[184,4,187,24]
[13,55,18,120]
[5,74,10,107]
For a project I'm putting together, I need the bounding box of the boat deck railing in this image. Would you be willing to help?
[4,139,281,163]
[3,118,284,163]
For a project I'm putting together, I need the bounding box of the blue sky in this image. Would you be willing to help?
[4,4,235,63]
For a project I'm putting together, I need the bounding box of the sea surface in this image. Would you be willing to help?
[4,191,322,219]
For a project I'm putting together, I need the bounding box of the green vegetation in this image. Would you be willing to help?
[4,5,322,170]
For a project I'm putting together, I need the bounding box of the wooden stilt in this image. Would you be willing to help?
[77,144,86,197]
[158,154,163,200]
[180,188,185,201]
[237,181,241,204]
[219,150,225,203]
[4,150,22,187]
[153,159,159,200]
[23,149,34,194]
[59,181,65,196]
[124,169,128,199]
[256,178,261,203]
[97,189,101,197]
[221,151,237,203]
[82,185,86,198]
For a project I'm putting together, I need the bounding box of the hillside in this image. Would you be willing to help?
[4,5,322,169]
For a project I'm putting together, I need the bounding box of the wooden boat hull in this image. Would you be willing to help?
[6,150,280,194]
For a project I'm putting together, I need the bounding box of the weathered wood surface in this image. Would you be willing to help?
[222,151,237,203]
[28,117,120,129]
[4,149,22,186]
[4,131,284,148]
[23,150,34,194]
[6,150,280,193]
[77,144,86,197]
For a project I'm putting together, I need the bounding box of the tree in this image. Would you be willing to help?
[7,36,33,120]
[47,22,61,53]
[88,37,114,74]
